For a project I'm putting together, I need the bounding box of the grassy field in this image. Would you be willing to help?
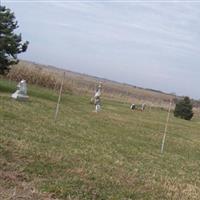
[1,78,200,199]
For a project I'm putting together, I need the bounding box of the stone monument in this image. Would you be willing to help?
[11,80,29,100]
[130,104,136,110]
[141,103,146,111]
[93,83,102,112]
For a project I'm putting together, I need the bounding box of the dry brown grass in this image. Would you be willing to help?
[159,176,200,200]
[7,62,72,93]
[0,171,57,200]
[7,60,174,107]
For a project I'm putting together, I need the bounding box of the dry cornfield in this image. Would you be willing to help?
[7,60,175,108]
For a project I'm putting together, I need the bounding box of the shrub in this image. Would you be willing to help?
[174,97,193,120]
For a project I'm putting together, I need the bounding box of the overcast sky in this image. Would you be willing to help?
[3,0,200,99]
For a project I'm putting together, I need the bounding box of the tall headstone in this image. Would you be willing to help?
[141,103,146,111]
[93,83,102,112]
[11,80,29,100]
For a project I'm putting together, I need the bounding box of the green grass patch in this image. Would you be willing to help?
[1,79,200,199]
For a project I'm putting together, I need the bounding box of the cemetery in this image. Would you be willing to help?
[1,77,200,199]
[1,2,200,200]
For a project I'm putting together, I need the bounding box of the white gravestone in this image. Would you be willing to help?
[11,80,29,100]
[130,103,146,111]
[94,83,102,112]
[141,103,146,111]
[130,104,136,110]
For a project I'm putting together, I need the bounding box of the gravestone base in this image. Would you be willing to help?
[95,104,101,112]
[11,91,29,100]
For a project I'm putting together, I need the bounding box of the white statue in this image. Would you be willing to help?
[93,83,102,112]
[11,80,29,100]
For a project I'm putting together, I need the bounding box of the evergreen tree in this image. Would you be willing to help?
[0,5,28,74]
[174,96,193,120]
